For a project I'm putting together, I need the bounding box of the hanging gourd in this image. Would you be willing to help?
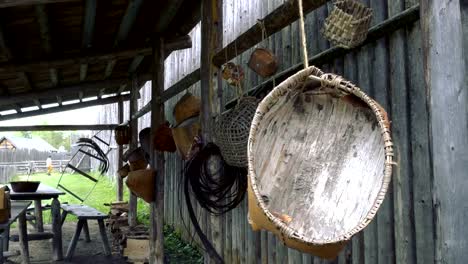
[322,0,373,49]
[246,0,393,259]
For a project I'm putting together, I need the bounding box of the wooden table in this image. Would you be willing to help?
[0,201,31,264]
[9,184,65,261]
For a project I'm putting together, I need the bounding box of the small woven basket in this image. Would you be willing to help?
[247,66,393,258]
[322,0,373,49]
[214,97,259,167]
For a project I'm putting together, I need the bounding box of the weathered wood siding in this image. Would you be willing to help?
[97,0,468,262]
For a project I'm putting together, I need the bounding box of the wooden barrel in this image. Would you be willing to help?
[247,66,394,258]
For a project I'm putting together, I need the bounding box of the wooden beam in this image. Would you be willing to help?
[0,124,118,131]
[104,60,116,79]
[0,94,130,121]
[164,35,192,53]
[131,69,199,120]
[50,68,58,86]
[33,99,42,109]
[117,97,124,201]
[212,0,329,67]
[56,95,62,106]
[199,0,222,262]
[79,64,88,81]
[36,4,52,54]
[80,0,97,82]
[0,24,12,60]
[128,75,138,228]
[224,4,421,109]
[421,0,467,263]
[78,91,84,102]
[149,37,165,264]
[0,0,78,8]
[0,78,127,106]
[128,56,144,74]
[114,0,144,47]
[82,0,96,49]
[0,47,152,73]
[106,0,144,82]
[17,72,32,91]
[154,0,184,33]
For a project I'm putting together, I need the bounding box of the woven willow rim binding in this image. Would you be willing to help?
[247,66,394,245]
[322,0,373,49]
[215,96,259,167]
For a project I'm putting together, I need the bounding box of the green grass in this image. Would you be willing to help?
[13,171,202,263]
[14,172,149,223]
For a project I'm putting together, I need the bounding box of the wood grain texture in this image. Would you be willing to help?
[421,0,468,263]
[253,91,385,241]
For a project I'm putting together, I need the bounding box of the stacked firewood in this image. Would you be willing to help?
[105,202,149,263]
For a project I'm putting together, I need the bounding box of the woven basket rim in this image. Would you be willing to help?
[247,66,394,245]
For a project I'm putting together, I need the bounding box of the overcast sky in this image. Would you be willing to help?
[0,106,101,135]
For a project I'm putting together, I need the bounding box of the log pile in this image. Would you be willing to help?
[105,201,149,263]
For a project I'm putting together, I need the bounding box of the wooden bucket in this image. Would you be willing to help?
[139,123,177,154]
[247,66,393,258]
[123,147,148,171]
[173,93,201,125]
[171,115,201,160]
[126,169,155,203]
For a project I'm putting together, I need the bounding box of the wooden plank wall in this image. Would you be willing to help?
[95,0,453,262]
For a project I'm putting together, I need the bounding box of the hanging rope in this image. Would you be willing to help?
[298,0,309,68]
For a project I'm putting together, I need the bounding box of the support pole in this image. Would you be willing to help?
[149,37,165,264]
[128,75,139,227]
[200,0,220,263]
[420,0,468,263]
[117,97,124,201]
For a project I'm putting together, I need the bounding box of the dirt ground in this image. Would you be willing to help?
[6,221,127,264]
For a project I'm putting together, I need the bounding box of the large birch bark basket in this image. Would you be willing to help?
[247,66,393,259]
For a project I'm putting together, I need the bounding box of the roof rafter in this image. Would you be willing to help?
[105,0,144,80]
[80,0,97,82]
[0,0,78,8]
[0,94,130,121]
[0,78,127,106]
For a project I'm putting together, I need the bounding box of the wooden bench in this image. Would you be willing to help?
[60,204,111,260]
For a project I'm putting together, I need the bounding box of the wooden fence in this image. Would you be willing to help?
[98,0,447,263]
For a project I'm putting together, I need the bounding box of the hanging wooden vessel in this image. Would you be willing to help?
[248,48,278,78]
[126,169,155,203]
[114,123,131,145]
[322,0,373,49]
[118,164,130,179]
[123,147,148,171]
[139,123,177,154]
[247,66,393,259]
[173,93,201,125]
[171,115,201,160]
[222,62,245,86]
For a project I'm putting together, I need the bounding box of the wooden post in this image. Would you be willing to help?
[17,211,30,264]
[117,97,124,201]
[200,0,217,263]
[34,200,43,232]
[149,36,165,264]
[128,75,139,227]
[51,197,63,260]
[420,1,468,263]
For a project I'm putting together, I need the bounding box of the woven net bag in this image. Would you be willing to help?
[247,66,393,258]
[214,96,259,167]
[322,0,373,49]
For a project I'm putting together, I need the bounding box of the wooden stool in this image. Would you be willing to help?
[60,204,110,260]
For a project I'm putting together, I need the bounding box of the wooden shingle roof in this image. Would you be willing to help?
[0,0,200,120]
